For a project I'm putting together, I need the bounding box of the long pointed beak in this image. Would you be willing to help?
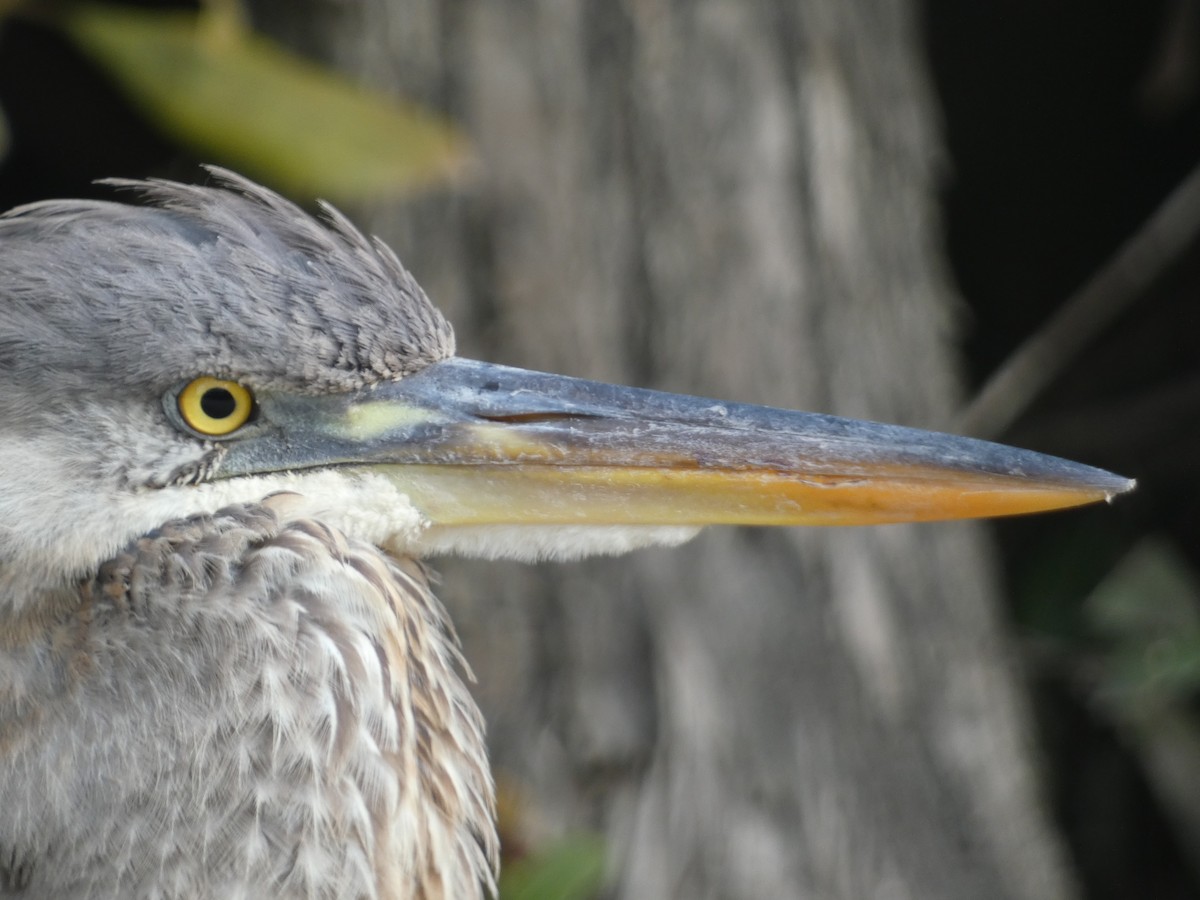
[218,358,1134,527]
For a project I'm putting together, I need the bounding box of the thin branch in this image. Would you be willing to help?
[957,161,1200,439]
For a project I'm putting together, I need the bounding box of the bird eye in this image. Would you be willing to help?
[177,377,255,437]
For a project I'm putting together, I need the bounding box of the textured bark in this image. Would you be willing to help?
[255,1,1078,897]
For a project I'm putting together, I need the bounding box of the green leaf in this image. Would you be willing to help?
[61,4,470,202]
[499,835,606,900]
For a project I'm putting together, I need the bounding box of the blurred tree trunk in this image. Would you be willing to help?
[257,1,1078,897]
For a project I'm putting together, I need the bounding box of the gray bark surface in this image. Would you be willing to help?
[256,2,1078,897]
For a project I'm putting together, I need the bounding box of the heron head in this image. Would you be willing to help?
[0,170,1132,601]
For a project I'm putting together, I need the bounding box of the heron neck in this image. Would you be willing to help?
[0,585,86,716]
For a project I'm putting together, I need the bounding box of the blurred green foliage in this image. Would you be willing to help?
[60,3,470,202]
[1086,537,1200,706]
[499,835,606,900]
[1079,538,1200,876]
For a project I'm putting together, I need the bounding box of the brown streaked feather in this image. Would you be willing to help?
[0,498,496,899]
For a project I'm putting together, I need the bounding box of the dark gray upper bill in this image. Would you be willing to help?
[216,357,1136,497]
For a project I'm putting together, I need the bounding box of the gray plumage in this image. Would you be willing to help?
[3,500,492,899]
[0,171,491,899]
[0,174,453,394]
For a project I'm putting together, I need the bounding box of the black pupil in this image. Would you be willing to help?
[200,387,237,420]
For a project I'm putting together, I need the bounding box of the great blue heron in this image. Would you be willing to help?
[0,170,1131,899]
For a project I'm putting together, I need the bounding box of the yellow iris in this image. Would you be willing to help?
[177,377,255,436]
